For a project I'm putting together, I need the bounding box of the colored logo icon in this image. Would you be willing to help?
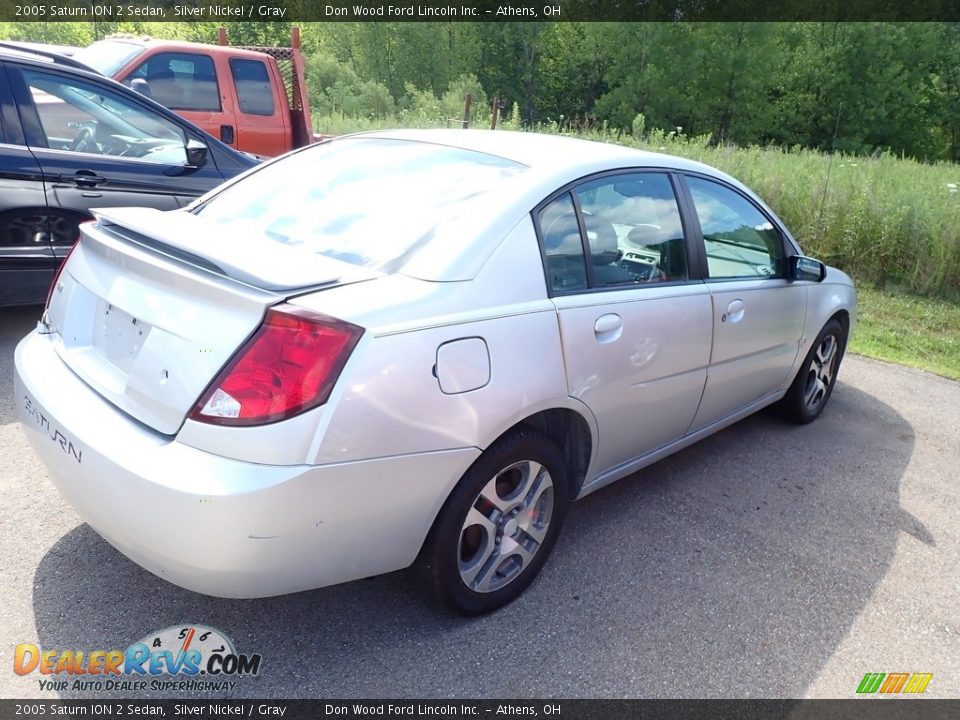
[856,672,933,694]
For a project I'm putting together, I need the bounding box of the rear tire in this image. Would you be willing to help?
[417,430,569,616]
[779,318,846,424]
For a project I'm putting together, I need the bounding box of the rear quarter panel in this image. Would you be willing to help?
[174,217,585,470]
[295,217,586,466]
[311,308,569,464]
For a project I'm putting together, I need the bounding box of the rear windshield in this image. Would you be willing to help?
[192,138,527,272]
[74,40,145,76]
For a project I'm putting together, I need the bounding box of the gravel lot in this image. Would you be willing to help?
[1,304,957,699]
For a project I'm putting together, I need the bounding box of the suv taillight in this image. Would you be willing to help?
[190,305,363,426]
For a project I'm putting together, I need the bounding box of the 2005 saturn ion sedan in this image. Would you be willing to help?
[15,130,856,615]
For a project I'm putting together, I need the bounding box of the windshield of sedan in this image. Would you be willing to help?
[192,138,528,272]
[74,40,145,76]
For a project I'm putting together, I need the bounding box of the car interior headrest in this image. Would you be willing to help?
[584,214,619,264]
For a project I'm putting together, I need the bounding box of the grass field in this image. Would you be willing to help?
[851,284,960,381]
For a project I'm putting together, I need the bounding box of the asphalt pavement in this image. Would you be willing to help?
[1,304,957,699]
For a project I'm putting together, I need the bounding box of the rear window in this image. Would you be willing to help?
[193,138,527,272]
[74,40,144,76]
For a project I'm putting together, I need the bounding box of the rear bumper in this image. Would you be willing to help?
[15,330,478,598]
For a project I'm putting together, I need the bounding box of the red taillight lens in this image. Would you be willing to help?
[190,305,363,426]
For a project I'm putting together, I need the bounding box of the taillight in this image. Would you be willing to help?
[189,305,363,426]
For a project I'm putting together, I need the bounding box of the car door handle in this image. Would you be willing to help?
[220,125,235,144]
[721,299,745,323]
[60,171,106,188]
[594,313,623,342]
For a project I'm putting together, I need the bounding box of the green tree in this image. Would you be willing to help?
[931,23,960,161]
[536,22,606,123]
[307,51,394,118]
[768,23,943,159]
[475,23,545,122]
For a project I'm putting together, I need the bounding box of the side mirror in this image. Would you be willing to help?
[185,139,208,168]
[789,255,827,282]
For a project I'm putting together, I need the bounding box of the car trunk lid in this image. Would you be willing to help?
[44,209,377,435]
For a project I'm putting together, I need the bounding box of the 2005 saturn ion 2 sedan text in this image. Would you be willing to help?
[16,130,856,615]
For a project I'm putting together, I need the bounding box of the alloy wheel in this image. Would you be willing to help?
[803,334,838,412]
[457,460,555,593]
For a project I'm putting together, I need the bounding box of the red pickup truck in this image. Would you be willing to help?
[74,28,317,158]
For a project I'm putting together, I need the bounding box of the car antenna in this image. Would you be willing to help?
[816,101,843,246]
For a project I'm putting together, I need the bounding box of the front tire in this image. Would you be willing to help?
[780,318,846,424]
[418,430,570,616]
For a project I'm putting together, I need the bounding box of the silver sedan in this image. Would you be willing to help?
[14,130,856,615]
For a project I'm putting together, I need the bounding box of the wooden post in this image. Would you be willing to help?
[491,95,501,130]
[217,27,228,46]
[462,93,473,129]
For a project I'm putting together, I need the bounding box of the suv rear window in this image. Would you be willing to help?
[193,138,527,272]
[74,40,144,76]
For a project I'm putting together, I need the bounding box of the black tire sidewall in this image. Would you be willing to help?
[784,318,846,424]
[420,431,570,616]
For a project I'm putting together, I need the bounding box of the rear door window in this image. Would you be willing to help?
[538,193,588,293]
[535,172,689,294]
[574,173,688,285]
[229,58,275,116]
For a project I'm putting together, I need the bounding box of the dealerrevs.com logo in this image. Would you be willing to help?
[14,625,262,693]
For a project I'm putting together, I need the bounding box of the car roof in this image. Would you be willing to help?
[0,41,79,56]
[356,128,720,177]
[0,45,98,73]
[356,128,788,239]
[322,129,794,282]
[88,37,274,63]
[0,45,67,65]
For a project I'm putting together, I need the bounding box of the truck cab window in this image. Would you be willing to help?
[229,59,275,116]
[127,52,221,112]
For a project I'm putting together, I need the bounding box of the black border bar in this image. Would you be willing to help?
[1,700,960,720]
[3,1,960,23]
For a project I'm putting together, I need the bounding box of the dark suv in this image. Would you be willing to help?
[0,45,257,306]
